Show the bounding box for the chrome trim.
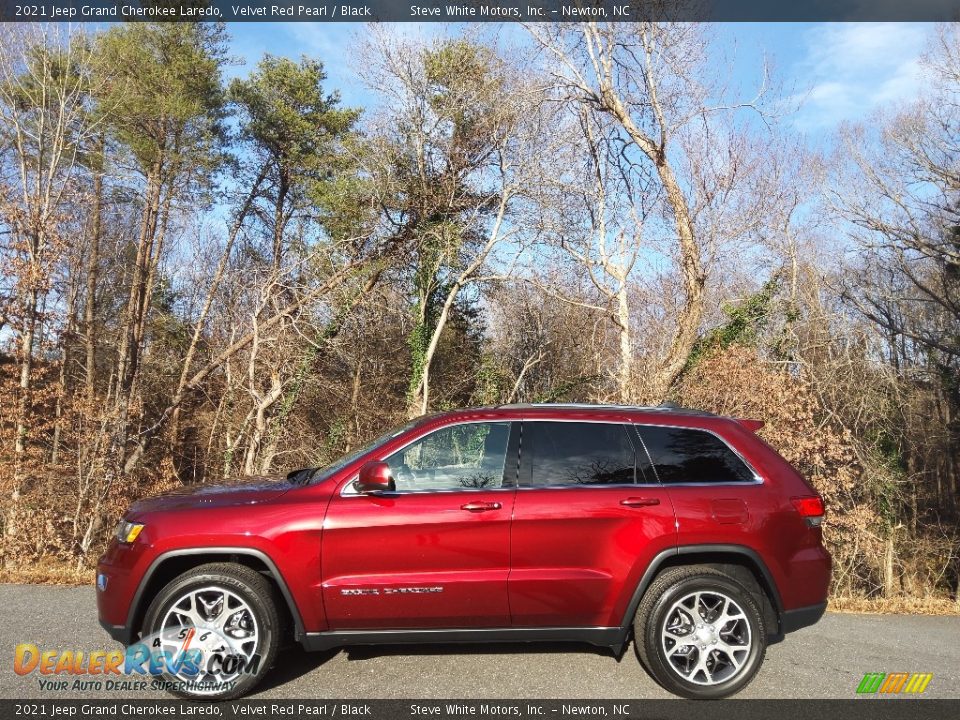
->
[518,417,648,423]
[301,625,625,652]
[511,480,762,491]
[313,625,618,636]
[339,417,764,496]
[649,480,763,487]
[342,484,516,497]
[514,417,763,488]
[515,483,656,491]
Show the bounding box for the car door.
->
[508,420,677,628]
[634,423,774,551]
[321,420,518,630]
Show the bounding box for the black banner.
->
[3,700,958,720]
[2,0,960,22]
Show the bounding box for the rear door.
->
[322,421,518,629]
[634,423,773,551]
[508,420,677,628]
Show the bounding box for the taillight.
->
[791,496,825,527]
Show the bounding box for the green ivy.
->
[685,273,782,373]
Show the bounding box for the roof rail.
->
[492,402,715,415]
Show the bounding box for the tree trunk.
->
[615,281,633,403]
[115,161,163,417]
[587,32,706,400]
[84,141,104,402]
[51,280,79,465]
[272,172,289,274]
[409,192,511,418]
[120,257,371,475]
[169,163,269,444]
[13,286,39,489]
[111,156,166,475]
[883,535,897,599]
[243,374,284,476]
[647,158,704,399]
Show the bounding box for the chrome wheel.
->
[158,585,260,694]
[660,590,752,686]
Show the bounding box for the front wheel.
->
[634,566,767,699]
[141,562,281,700]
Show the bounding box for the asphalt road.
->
[1,584,957,700]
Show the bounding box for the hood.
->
[128,475,296,515]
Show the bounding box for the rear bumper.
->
[98,618,130,645]
[781,601,827,634]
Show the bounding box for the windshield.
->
[306,418,424,484]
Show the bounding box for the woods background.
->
[0,22,957,608]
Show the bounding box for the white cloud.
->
[790,22,932,131]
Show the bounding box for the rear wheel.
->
[141,563,281,700]
[634,566,767,699]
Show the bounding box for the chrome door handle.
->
[620,497,661,508]
[460,501,502,512]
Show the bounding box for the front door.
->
[509,420,677,628]
[322,421,517,629]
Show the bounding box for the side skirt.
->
[302,627,627,655]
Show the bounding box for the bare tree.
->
[528,104,653,401]
[526,22,768,399]
[0,25,103,488]
[359,30,537,416]
[833,25,960,367]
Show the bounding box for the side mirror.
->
[356,461,395,494]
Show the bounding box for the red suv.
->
[97,404,830,700]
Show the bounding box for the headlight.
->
[115,519,144,544]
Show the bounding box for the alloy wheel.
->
[659,590,752,686]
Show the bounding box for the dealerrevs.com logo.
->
[14,628,262,695]
[856,672,933,696]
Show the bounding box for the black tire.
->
[633,565,767,699]
[141,562,282,700]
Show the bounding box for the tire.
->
[633,565,767,699]
[141,562,282,700]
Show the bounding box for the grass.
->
[829,595,960,616]
[0,559,93,586]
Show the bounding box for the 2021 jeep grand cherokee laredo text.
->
[97,404,830,700]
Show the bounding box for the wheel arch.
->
[620,544,783,643]
[126,548,304,646]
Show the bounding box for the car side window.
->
[384,422,511,491]
[636,425,755,484]
[524,421,637,486]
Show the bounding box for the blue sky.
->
[225,22,935,137]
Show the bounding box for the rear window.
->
[636,425,755,484]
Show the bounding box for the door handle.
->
[460,501,502,512]
[620,497,661,508]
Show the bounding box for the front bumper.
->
[96,539,149,646]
